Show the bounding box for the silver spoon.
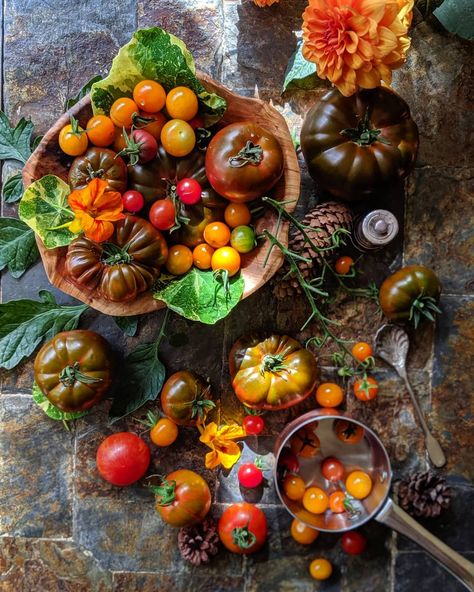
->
[375,324,446,468]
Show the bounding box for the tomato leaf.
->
[283,41,327,92]
[18,174,79,249]
[32,381,88,422]
[0,291,88,370]
[3,172,24,203]
[153,268,244,324]
[0,217,39,278]
[0,111,36,164]
[434,0,474,40]
[65,75,103,111]
[113,315,139,337]
[91,27,226,126]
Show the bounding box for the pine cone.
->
[398,471,453,518]
[178,518,219,566]
[274,201,353,300]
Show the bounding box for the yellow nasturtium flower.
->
[199,422,246,470]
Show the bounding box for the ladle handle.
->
[377,498,474,590]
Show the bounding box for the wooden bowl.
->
[22,73,300,316]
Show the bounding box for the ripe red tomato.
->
[290,425,320,458]
[149,199,176,231]
[133,80,166,113]
[96,432,150,486]
[121,129,158,165]
[321,457,345,482]
[243,415,264,435]
[86,115,115,147]
[238,463,263,489]
[352,341,373,362]
[341,531,367,555]
[176,178,202,205]
[218,503,267,554]
[122,190,145,213]
[353,376,379,401]
[335,256,354,275]
[110,97,138,128]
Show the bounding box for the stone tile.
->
[112,572,244,592]
[431,296,474,478]
[394,550,474,592]
[137,0,224,77]
[404,167,474,295]
[0,537,112,592]
[0,395,73,537]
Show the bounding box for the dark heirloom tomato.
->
[65,215,168,302]
[128,146,226,247]
[161,370,214,426]
[218,503,268,554]
[68,147,128,193]
[205,122,284,203]
[34,330,112,412]
[229,334,318,410]
[379,265,441,327]
[151,469,211,527]
[301,87,419,201]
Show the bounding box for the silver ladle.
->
[375,324,446,468]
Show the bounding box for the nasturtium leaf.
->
[3,172,23,203]
[0,111,35,164]
[154,268,244,324]
[434,0,474,40]
[32,381,88,421]
[65,75,103,111]
[283,41,327,92]
[91,27,226,126]
[18,174,79,249]
[0,217,39,278]
[113,315,139,337]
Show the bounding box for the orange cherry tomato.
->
[282,474,306,501]
[224,203,252,228]
[110,97,139,128]
[59,121,88,156]
[86,115,115,147]
[315,383,344,408]
[135,110,167,141]
[211,247,241,277]
[335,256,354,275]
[113,127,127,152]
[309,558,332,581]
[290,519,319,545]
[160,119,196,157]
[133,80,166,113]
[290,426,320,458]
[329,490,346,513]
[192,243,214,270]
[352,341,373,362]
[166,86,199,121]
[303,487,329,514]
[166,245,193,276]
[335,420,364,444]
[203,222,231,248]
[353,376,379,401]
[346,470,372,499]
[321,457,345,482]
[150,417,178,447]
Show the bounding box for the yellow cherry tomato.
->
[133,80,166,113]
[192,243,215,270]
[283,474,306,501]
[59,120,88,156]
[224,203,252,228]
[302,487,329,514]
[86,115,115,147]
[110,97,138,128]
[309,558,333,581]
[315,382,344,408]
[203,222,231,248]
[166,86,199,121]
[352,341,373,362]
[166,245,193,276]
[345,470,372,500]
[211,247,241,277]
[290,519,319,545]
[150,418,178,447]
[160,119,196,157]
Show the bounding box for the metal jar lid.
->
[357,209,399,247]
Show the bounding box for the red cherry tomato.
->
[341,531,367,555]
[149,199,176,231]
[96,432,150,486]
[243,415,264,435]
[176,178,202,205]
[122,190,145,213]
[238,463,263,489]
[335,256,354,275]
[278,448,299,474]
[321,457,345,482]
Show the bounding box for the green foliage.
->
[113,315,139,337]
[0,111,36,164]
[0,217,39,278]
[32,381,88,422]
[2,172,23,203]
[65,75,103,110]
[283,41,326,92]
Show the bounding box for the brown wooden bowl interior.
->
[22,72,300,316]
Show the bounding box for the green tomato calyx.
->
[409,293,442,328]
[59,362,103,387]
[232,523,257,549]
[340,110,390,147]
[229,141,263,168]
[261,353,287,375]
[150,478,177,506]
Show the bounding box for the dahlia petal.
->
[344,51,364,69]
[379,2,399,26]
[358,37,375,58]
[345,30,359,53]
[376,26,398,56]
[357,0,387,23]
[356,66,381,88]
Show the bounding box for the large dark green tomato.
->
[161,371,214,426]
[301,87,419,202]
[128,146,226,248]
[34,330,112,412]
[379,265,441,327]
[68,147,128,193]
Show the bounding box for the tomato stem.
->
[340,110,391,147]
[149,478,177,506]
[59,362,103,387]
[260,353,287,375]
[229,141,263,168]
[232,524,257,549]
[409,293,442,328]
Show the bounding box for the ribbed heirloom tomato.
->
[218,503,267,554]
[161,371,214,426]
[68,147,128,194]
[96,432,150,486]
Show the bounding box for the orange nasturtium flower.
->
[68,178,124,243]
[254,0,280,7]
[302,0,414,97]
[199,422,246,470]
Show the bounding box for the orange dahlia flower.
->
[254,0,280,7]
[302,0,414,96]
[68,178,124,243]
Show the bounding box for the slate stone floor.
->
[0,1,473,591]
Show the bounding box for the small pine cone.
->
[398,471,453,518]
[274,201,353,300]
[178,518,219,566]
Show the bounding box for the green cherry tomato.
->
[230,225,256,254]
